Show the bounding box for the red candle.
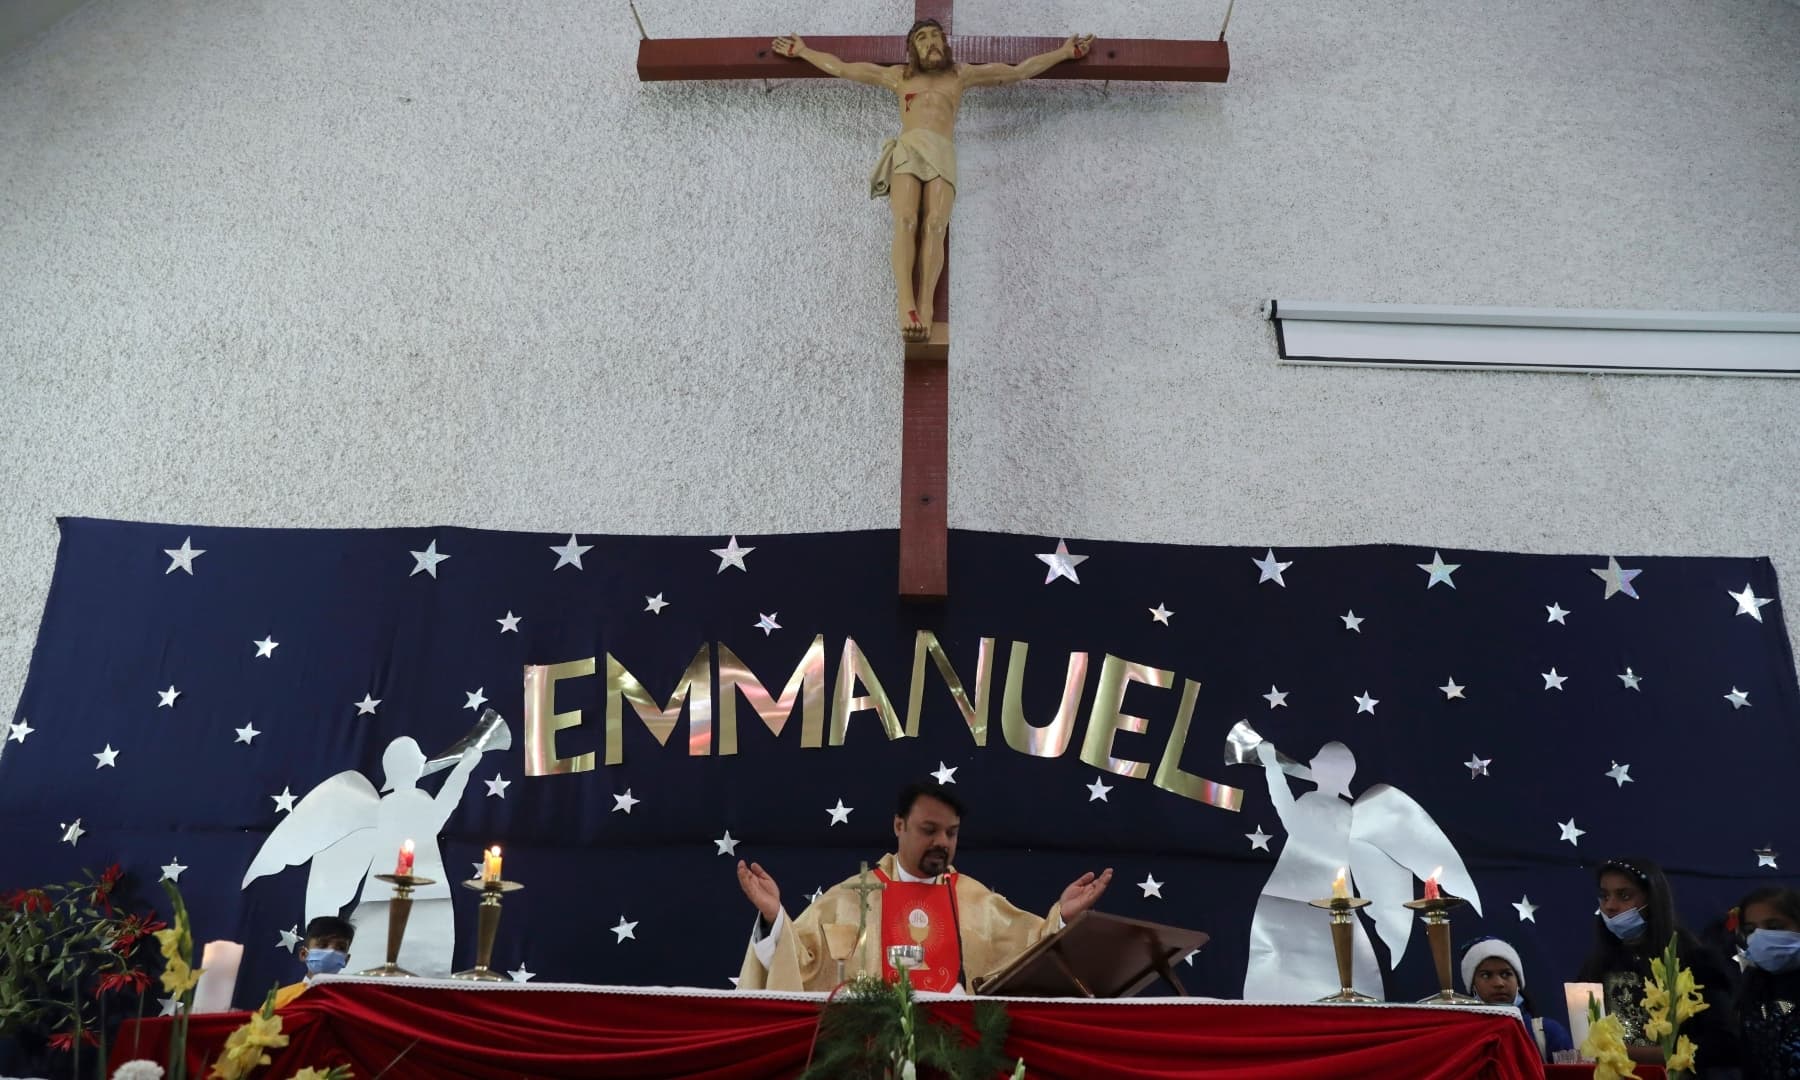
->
[1423,866,1442,900]
[396,838,415,877]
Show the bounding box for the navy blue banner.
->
[5,518,1796,1005]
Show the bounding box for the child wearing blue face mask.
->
[1575,857,1738,1071]
[1736,886,1800,1080]
[273,915,355,1009]
[1459,936,1573,1062]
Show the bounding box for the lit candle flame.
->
[1424,865,1443,900]
[1331,867,1348,899]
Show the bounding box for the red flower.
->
[94,968,153,997]
[5,888,52,914]
[113,911,167,953]
[92,862,124,913]
[47,1030,101,1052]
[1726,906,1741,935]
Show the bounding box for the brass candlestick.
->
[453,879,524,981]
[359,873,436,977]
[1404,895,1480,1004]
[1308,896,1377,1002]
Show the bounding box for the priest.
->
[735,779,1113,993]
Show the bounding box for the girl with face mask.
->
[1735,886,1800,1079]
[1575,857,1739,1071]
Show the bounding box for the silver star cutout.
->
[1148,603,1173,625]
[549,534,593,570]
[1440,678,1465,700]
[826,799,853,826]
[7,719,32,743]
[1252,549,1292,587]
[253,636,279,658]
[1736,947,1753,973]
[61,819,85,845]
[160,858,187,882]
[1418,551,1460,589]
[1756,847,1779,869]
[1725,687,1752,709]
[1729,584,1773,622]
[1465,755,1491,779]
[644,593,669,614]
[1263,686,1289,709]
[355,693,381,715]
[931,762,958,785]
[234,723,260,745]
[163,536,205,575]
[1591,556,1642,599]
[465,687,488,711]
[409,539,450,578]
[807,887,825,905]
[715,830,740,856]
[94,744,119,768]
[1138,874,1164,899]
[1605,762,1634,787]
[271,787,297,813]
[755,612,781,636]
[1557,818,1585,846]
[158,996,185,1017]
[497,611,521,633]
[509,965,535,983]
[710,536,755,573]
[1085,777,1113,802]
[1245,825,1272,851]
[1618,668,1643,691]
[1513,895,1539,922]
[1340,610,1364,632]
[1036,539,1088,585]
[278,925,300,951]
[158,685,181,708]
[470,862,485,880]
[1353,691,1379,715]
[485,773,511,798]
[1545,602,1570,625]
[612,916,638,942]
[1542,668,1567,691]
[612,788,640,814]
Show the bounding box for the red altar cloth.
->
[112,978,1546,1079]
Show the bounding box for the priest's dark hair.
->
[896,779,965,820]
[304,914,355,944]
[1575,856,1686,981]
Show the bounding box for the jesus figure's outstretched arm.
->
[961,35,1094,87]
[772,35,898,89]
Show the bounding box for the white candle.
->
[192,941,244,1014]
[1564,981,1604,1055]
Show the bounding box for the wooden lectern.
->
[970,911,1210,998]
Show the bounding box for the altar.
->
[112,977,1549,1079]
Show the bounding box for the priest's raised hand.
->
[1058,868,1115,920]
[736,859,781,923]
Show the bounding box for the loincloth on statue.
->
[869,128,958,198]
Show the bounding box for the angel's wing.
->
[241,770,382,888]
[1349,783,1482,966]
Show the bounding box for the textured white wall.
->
[3,0,1799,711]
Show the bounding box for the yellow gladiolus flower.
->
[1642,979,1669,1013]
[159,957,202,996]
[1668,1034,1697,1072]
[1644,1015,1673,1042]
[1580,1015,1640,1080]
[153,927,182,963]
[208,1008,289,1079]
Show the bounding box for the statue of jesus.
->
[774,21,1095,343]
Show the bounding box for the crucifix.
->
[638,3,1230,599]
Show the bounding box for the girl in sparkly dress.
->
[1574,857,1738,1072]
[1736,886,1800,1080]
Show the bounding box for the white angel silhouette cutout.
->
[1243,736,1480,1001]
[242,730,492,976]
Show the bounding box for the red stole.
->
[873,868,962,992]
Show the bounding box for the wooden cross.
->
[638,3,1230,599]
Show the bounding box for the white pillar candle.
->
[1564,981,1604,1054]
[192,941,245,1014]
